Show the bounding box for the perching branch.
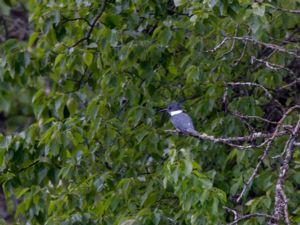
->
[165,130,288,149]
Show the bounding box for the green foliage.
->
[0,0,300,224]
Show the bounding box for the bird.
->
[161,102,199,136]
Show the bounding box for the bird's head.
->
[159,102,183,116]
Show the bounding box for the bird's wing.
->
[171,113,195,131]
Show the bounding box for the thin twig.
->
[232,41,247,66]
[231,36,300,58]
[226,82,284,111]
[224,206,238,225]
[204,37,229,53]
[231,111,278,125]
[251,56,295,75]
[227,213,275,225]
[219,25,239,58]
[277,77,300,90]
[62,16,92,27]
[272,6,300,14]
[71,0,107,47]
[226,82,273,99]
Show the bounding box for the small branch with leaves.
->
[70,0,107,48]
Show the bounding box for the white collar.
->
[170,110,183,116]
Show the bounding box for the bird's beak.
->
[159,108,167,113]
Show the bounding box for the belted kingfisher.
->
[161,102,199,136]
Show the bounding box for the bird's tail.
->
[186,128,199,136]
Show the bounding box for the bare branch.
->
[231,36,300,58]
[224,206,238,223]
[273,6,300,15]
[226,82,273,99]
[280,189,290,225]
[236,105,300,203]
[231,111,278,125]
[227,212,275,225]
[218,25,239,58]
[222,86,228,113]
[277,77,300,90]
[269,118,300,225]
[204,37,229,53]
[250,56,295,75]
[165,130,288,149]
[226,82,284,111]
[232,41,247,66]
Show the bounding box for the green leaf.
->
[184,159,193,176]
[174,0,186,7]
[83,52,93,66]
[159,27,172,46]
[66,97,78,114]
[28,32,39,47]
[54,53,65,66]
[16,188,30,199]
[1,39,18,52]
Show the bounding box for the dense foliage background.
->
[0,0,300,224]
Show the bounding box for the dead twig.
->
[232,41,247,66]
[224,206,238,225]
[250,56,295,75]
[231,36,300,59]
[204,37,229,53]
[218,25,239,58]
[226,82,284,112]
[277,77,300,90]
[226,211,275,225]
